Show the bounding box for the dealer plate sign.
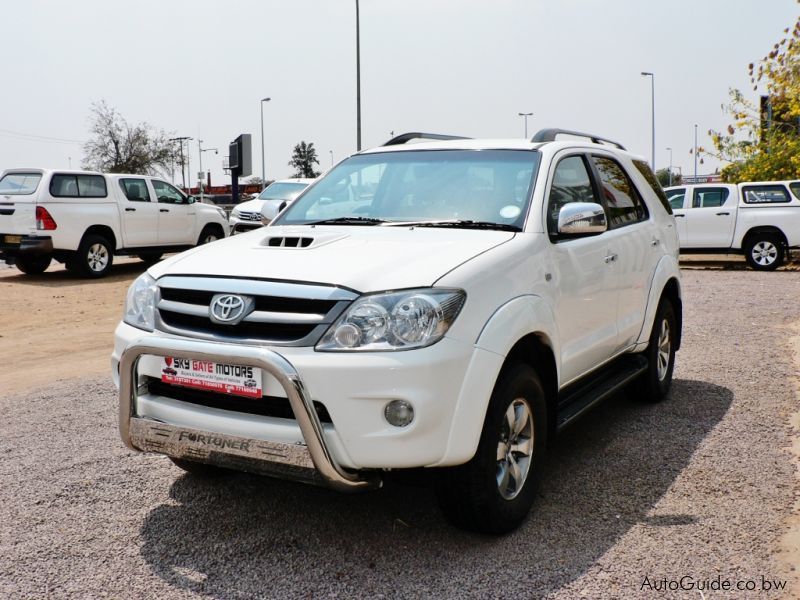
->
[161,357,262,398]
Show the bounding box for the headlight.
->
[316,288,465,351]
[230,208,240,218]
[123,272,157,331]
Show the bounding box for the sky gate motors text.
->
[172,358,254,379]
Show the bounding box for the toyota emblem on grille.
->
[209,294,253,325]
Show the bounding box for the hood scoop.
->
[260,230,350,249]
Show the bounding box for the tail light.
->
[36,206,57,230]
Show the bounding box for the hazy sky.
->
[1,0,797,185]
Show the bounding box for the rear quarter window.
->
[632,159,672,214]
[50,174,108,198]
[741,184,790,204]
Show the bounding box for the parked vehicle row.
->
[665,180,800,270]
[228,178,313,233]
[0,169,229,277]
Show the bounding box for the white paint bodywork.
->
[113,139,682,469]
[0,168,229,252]
[667,181,800,249]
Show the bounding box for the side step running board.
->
[556,354,648,431]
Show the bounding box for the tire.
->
[744,234,784,271]
[197,226,222,246]
[435,363,548,534]
[15,254,51,275]
[75,234,114,278]
[137,253,163,266]
[169,457,229,478]
[633,300,677,403]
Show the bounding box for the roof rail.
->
[531,128,626,150]
[383,132,472,146]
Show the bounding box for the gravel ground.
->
[1,270,799,599]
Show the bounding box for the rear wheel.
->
[634,300,677,402]
[15,254,51,275]
[75,234,114,278]
[435,363,547,534]
[744,234,784,271]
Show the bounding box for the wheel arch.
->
[741,225,788,249]
[504,332,559,439]
[81,225,118,250]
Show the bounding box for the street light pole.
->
[518,112,533,138]
[666,147,673,186]
[694,124,698,182]
[329,150,334,167]
[260,97,271,190]
[355,0,362,151]
[641,72,655,170]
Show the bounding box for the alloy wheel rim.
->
[752,241,777,266]
[657,318,671,381]
[87,244,108,272]
[496,398,534,500]
[205,234,218,243]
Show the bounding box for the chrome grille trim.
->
[154,276,357,346]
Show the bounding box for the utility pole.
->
[355,0,362,151]
[693,124,698,182]
[518,112,533,138]
[666,147,673,186]
[169,136,192,189]
[641,72,655,170]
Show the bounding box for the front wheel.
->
[15,254,52,274]
[197,226,222,246]
[435,363,547,534]
[634,300,677,402]
[745,234,784,271]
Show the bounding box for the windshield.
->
[0,172,42,195]
[256,181,309,201]
[273,150,540,229]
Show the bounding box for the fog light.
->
[333,323,361,348]
[384,400,414,427]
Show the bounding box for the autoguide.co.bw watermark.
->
[640,574,787,594]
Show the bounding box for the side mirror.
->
[558,202,607,235]
[186,195,196,204]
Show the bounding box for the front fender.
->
[436,295,560,466]
[634,255,682,350]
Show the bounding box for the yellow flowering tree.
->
[707,9,800,182]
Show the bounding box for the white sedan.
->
[229,178,313,233]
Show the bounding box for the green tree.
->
[655,168,682,187]
[706,9,800,182]
[288,141,321,178]
[82,100,176,174]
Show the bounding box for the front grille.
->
[154,276,357,346]
[147,379,333,423]
[238,211,262,222]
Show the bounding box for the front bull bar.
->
[118,336,379,492]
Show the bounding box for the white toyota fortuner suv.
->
[113,130,682,534]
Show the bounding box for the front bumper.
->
[113,321,491,484]
[228,216,265,234]
[119,335,379,491]
[0,234,52,261]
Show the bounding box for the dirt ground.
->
[1,257,799,598]
[0,259,145,395]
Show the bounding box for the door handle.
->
[716,212,730,216]
[125,208,136,212]
[160,209,169,213]
[650,239,659,247]
[674,214,685,218]
[604,253,618,263]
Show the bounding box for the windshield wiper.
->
[385,219,521,232]
[308,216,386,226]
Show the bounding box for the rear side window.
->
[666,188,686,210]
[119,178,151,202]
[693,187,730,208]
[789,182,800,200]
[742,185,790,204]
[632,159,672,214]
[591,156,648,228]
[0,172,42,195]
[50,174,107,198]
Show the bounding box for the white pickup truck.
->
[113,130,682,534]
[0,169,229,277]
[664,181,800,270]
